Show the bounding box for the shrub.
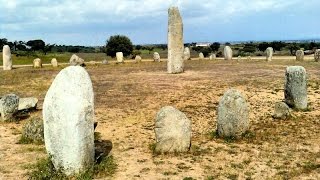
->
[105,35,133,58]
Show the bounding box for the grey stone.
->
[167,7,184,74]
[199,53,204,60]
[153,52,161,62]
[33,58,42,68]
[224,46,233,60]
[315,49,320,62]
[217,89,249,138]
[21,117,44,144]
[285,66,308,110]
[51,58,58,67]
[69,54,85,66]
[155,106,191,153]
[273,102,291,119]
[3,45,12,70]
[0,94,19,121]
[18,97,38,111]
[296,50,304,61]
[209,54,216,60]
[266,47,273,61]
[183,47,191,60]
[237,56,242,61]
[43,66,94,175]
[135,55,142,62]
[116,52,124,63]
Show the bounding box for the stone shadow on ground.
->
[95,140,113,164]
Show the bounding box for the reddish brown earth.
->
[0,58,319,179]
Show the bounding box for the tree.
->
[287,43,300,56]
[210,42,220,52]
[257,42,270,51]
[270,41,286,51]
[105,35,133,57]
[27,39,45,51]
[242,43,257,53]
[201,47,211,57]
[135,45,142,50]
[44,44,55,55]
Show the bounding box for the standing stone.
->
[285,66,308,110]
[217,89,249,138]
[2,45,12,70]
[224,46,233,60]
[315,49,320,62]
[0,94,19,121]
[18,97,38,111]
[135,55,142,63]
[102,60,109,65]
[155,106,191,153]
[43,66,94,175]
[199,53,204,60]
[266,47,273,61]
[296,50,304,61]
[70,54,85,66]
[209,54,216,60]
[167,7,184,74]
[51,58,58,67]
[237,56,242,62]
[183,47,191,60]
[116,52,124,63]
[33,58,42,68]
[247,56,252,61]
[153,52,161,62]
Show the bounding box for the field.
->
[0,57,320,179]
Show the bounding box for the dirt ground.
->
[0,57,319,180]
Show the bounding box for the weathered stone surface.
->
[183,47,191,60]
[153,52,161,62]
[69,54,85,66]
[285,66,308,110]
[217,89,249,138]
[102,60,109,65]
[167,7,184,74]
[33,58,42,68]
[315,49,320,62]
[237,56,242,61]
[18,97,38,111]
[199,53,204,60]
[135,55,142,62]
[155,106,191,153]
[273,102,291,120]
[0,94,19,121]
[21,117,44,144]
[43,66,94,175]
[116,52,124,63]
[3,45,12,70]
[51,58,58,67]
[266,47,273,61]
[296,50,304,61]
[224,46,233,60]
[209,54,216,60]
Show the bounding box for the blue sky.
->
[0,0,319,46]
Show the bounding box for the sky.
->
[0,0,320,46]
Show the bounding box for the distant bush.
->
[105,35,133,58]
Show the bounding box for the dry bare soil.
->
[0,58,320,179]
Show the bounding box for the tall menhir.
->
[167,7,184,74]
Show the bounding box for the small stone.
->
[296,50,304,61]
[0,94,19,121]
[33,58,42,68]
[266,47,273,61]
[21,117,44,144]
[153,52,161,62]
[224,46,233,60]
[183,47,191,60]
[315,49,320,62]
[217,89,249,138]
[3,45,12,70]
[102,60,109,65]
[209,54,216,60]
[237,55,242,61]
[116,52,124,63]
[51,58,58,67]
[247,56,252,61]
[135,55,142,63]
[70,54,85,66]
[18,97,38,111]
[273,102,291,119]
[285,66,308,110]
[199,53,204,60]
[155,106,191,153]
